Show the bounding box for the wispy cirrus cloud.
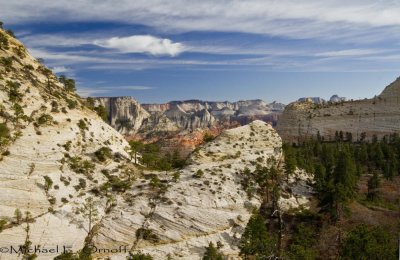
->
[3,0,400,43]
[315,49,390,57]
[77,85,154,97]
[51,66,70,73]
[7,1,399,77]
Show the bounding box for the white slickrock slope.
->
[92,120,313,259]
[0,29,131,259]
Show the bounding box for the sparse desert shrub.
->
[149,176,161,188]
[48,196,56,205]
[1,57,13,71]
[0,218,7,232]
[104,175,132,192]
[94,147,112,162]
[74,178,87,191]
[51,100,59,113]
[66,98,78,109]
[68,156,95,175]
[37,114,53,126]
[6,80,23,102]
[94,105,108,121]
[13,46,25,58]
[0,123,10,139]
[0,31,9,50]
[43,176,53,192]
[77,119,88,131]
[24,64,34,70]
[63,141,72,151]
[136,228,159,243]
[203,132,214,143]
[173,171,180,182]
[6,29,15,38]
[193,169,204,178]
[127,252,153,260]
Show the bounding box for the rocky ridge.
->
[94,98,285,137]
[93,120,312,259]
[277,78,400,143]
[0,28,133,258]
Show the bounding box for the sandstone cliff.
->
[276,78,400,143]
[95,97,150,135]
[94,97,285,137]
[0,28,132,258]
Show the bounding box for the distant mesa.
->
[297,97,326,104]
[329,94,346,103]
[297,95,346,104]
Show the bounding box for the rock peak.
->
[380,76,400,99]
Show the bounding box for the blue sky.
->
[1,0,399,104]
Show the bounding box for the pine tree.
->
[239,213,276,259]
[340,224,397,260]
[367,172,380,201]
[202,242,224,260]
[319,149,357,220]
[314,163,326,192]
[14,208,22,224]
[332,150,357,220]
[129,140,144,164]
[81,197,99,234]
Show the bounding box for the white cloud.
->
[94,35,185,56]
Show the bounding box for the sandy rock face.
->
[95,97,150,135]
[276,78,400,143]
[0,29,131,259]
[96,98,285,136]
[93,120,283,259]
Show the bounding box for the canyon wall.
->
[276,77,400,143]
[95,98,285,137]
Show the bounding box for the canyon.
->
[94,97,284,136]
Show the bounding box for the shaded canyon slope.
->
[276,77,400,143]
